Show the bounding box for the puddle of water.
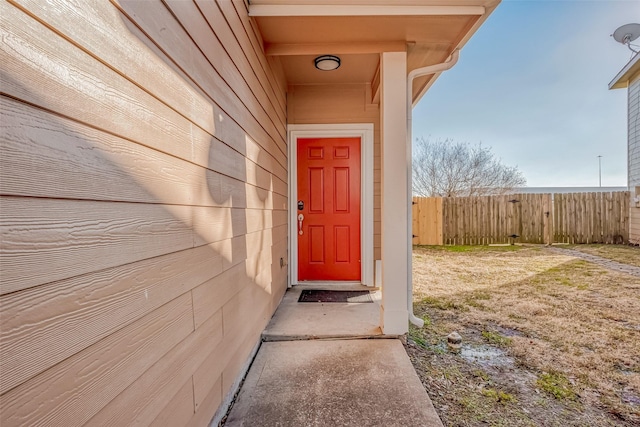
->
[622,390,640,406]
[614,362,638,376]
[610,319,640,330]
[426,342,448,354]
[460,344,514,367]
[494,326,524,337]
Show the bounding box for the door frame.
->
[288,123,374,287]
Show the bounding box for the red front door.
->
[297,137,361,281]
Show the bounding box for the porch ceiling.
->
[249,0,500,103]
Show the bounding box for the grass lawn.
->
[407,245,640,427]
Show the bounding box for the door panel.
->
[334,226,350,262]
[309,168,324,213]
[334,168,349,212]
[309,226,325,263]
[297,137,361,281]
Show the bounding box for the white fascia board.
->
[249,5,485,17]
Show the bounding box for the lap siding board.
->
[0,0,287,425]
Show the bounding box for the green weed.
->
[481,331,512,346]
[481,388,516,403]
[465,291,492,310]
[420,313,432,326]
[409,333,427,348]
[420,296,466,311]
[536,371,576,400]
[557,277,573,286]
[470,291,491,300]
[472,369,490,381]
[465,299,487,310]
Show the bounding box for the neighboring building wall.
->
[287,84,382,259]
[1,0,287,425]
[629,74,640,244]
[512,186,628,194]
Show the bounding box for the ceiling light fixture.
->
[314,55,341,71]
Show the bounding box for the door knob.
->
[298,214,304,235]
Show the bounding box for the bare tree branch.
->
[412,138,526,197]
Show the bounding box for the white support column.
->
[380,51,409,335]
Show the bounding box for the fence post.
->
[412,197,418,245]
[542,193,553,245]
[436,197,444,245]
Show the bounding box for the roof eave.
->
[609,52,640,90]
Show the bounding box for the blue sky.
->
[413,0,638,187]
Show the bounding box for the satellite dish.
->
[612,23,640,53]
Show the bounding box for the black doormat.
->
[298,289,373,303]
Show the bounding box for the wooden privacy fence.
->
[412,192,630,245]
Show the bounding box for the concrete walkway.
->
[262,284,384,341]
[224,340,443,427]
[546,246,640,278]
[223,286,444,426]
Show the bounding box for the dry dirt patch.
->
[407,245,640,427]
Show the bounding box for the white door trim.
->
[288,123,374,287]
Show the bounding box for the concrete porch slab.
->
[262,285,383,341]
[223,340,444,427]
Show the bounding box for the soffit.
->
[256,15,473,45]
[282,54,381,85]
[249,1,498,102]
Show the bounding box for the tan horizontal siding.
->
[192,284,272,408]
[5,0,288,181]
[0,197,195,295]
[1,96,286,206]
[150,378,196,427]
[9,0,215,135]
[2,3,204,166]
[87,311,223,426]
[0,294,194,426]
[0,196,284,295]
[0,243,224,395]
[223,0,287,110]
[111,0,288,163]
[193,261,251,329]
[186,377,222,427]
[1,0,287,425]
[166,0,287,129]
[1,96,201,205]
